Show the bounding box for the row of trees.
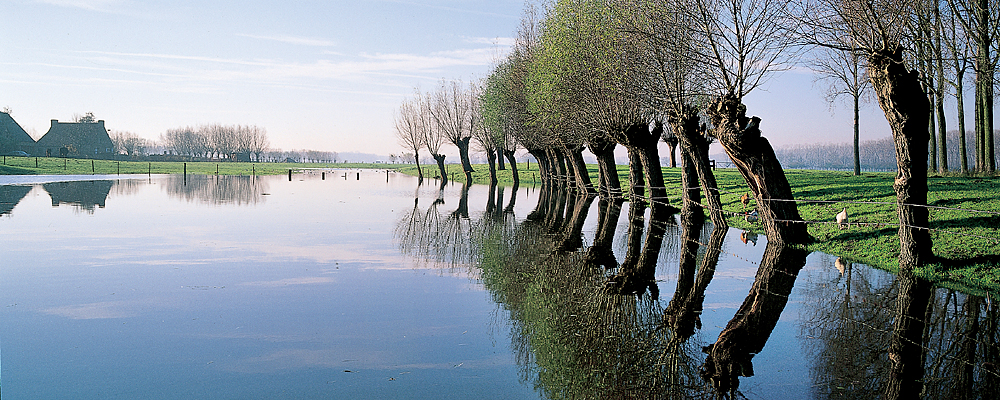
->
[395,79,487,185]
[111,124,339,163]
[391,1,991,396]
[158,124,269,161]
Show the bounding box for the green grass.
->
[398,163,1000,294]
[0,155,403,176]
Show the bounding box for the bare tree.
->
[110,130,149,157]
[395,97,425,180]
[689,0,808,245]
[419,90,449,183]
[795,2,934,396]
[430,79,477,183]
[810,44,872,176]
[947,0,999,172]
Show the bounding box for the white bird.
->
[836,208,848,229]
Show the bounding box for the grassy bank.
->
[0,155,401,176]
[398,163,1000,293]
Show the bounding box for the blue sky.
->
[1,0,905,156]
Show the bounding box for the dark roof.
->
[36,119,114,155]
[0,112,36,151]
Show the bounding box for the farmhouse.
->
[0,111,37,155]
[35,119,114,158]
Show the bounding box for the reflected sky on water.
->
[1,171,996,399]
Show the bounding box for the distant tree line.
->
[158,124,269,161]
[773,130,1000,171]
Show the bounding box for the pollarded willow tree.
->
[794,1,934,398]
[614,0,728,227]
[531,0,667,203]
[418,90,450,184]
[430,79,477,183]
[395,97,425,180]
[480,60,526,186]
[685,0,808,245]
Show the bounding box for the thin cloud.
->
[379,0,517,19]
[462,36,515,47]
[33,0,122,11]
[238,33,337,47]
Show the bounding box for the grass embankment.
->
[398,163,1000,294]
[0,155,401,176]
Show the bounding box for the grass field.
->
[0,155,398,176]
[3,156,998,293]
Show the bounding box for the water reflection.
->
[0,185,31,216]
[394,177,1000,399]
[162,175,267,205]
[43,180,114,212]
[0,175,268,216]
[801,258,1000,399]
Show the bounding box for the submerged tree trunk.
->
[679,151,703,222]
[670,111,727,228]
[588,134,622,198]
[432,153,448,185]
[455,136,474,183]
[566,144,596,194]
[413,152,424,180]
[626,146,645,201]
[531,149,550,184]
[636,122,668,205]
[503,149,519,186]
[867,46,932,274]
[485,149,498,185]
[708,93,808,245]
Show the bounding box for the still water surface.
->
[0,171,994,399]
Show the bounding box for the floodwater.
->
[0,171,996,399]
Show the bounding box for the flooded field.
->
[1,171,995,399]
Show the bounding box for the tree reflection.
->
[800,255,1000,399]
[799,256,894,398]
[700,243,810,396]
[393,178,1000,398]
[162,175,267,205]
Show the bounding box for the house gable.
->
[0,111,37,154]
[36,119,115,158]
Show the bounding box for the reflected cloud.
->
[241,277,337,287]
[42,301,136,319]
